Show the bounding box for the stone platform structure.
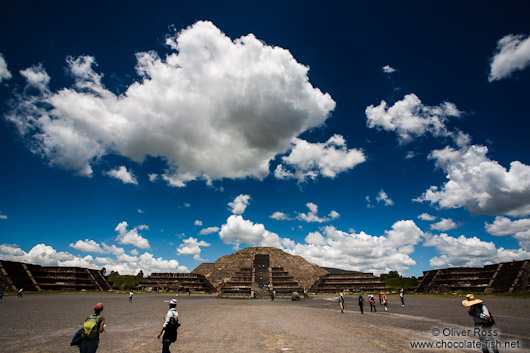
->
[0,260,110,291]
[137,273,215,293]
[192,247,328,298]
[309,271,388,294]
[415,260,529,293]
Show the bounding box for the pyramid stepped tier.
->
[218,268,252,297]
[138,273,215,293]
[0,260,110,291]
[309,272,388,293]
[271,266,304,297]
[415,260,529,293]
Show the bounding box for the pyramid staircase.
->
[219,254,304,298]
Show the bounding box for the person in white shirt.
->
[158,299,179,353]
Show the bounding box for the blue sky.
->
[1,1,530,277]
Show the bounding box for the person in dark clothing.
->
[462,294,499,353]
[358,295,365,314]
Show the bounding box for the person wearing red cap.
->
[79,303,105,353]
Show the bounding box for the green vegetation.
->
[107,271,143,290]
[380,271,418,291]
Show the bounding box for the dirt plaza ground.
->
[0,293,529,353]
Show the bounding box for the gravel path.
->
[0,293,529,352]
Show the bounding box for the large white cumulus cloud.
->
[415,144,530,217]
[5,21,335,186]
[489,34,530,82]
[218,214,424,274]
[289,221,424,275]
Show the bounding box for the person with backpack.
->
[338,292,345,313]
[462,294,499,353]
[368,295,376,312]
[158,299,179,353]
[79,302,105,353]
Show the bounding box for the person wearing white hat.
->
[338,293,345,313]
[158,299,179,353]
[462,294,499,353]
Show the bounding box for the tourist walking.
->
[338,293,345,313]
[368,295,376,312]
[400,288,405,307]
[129,291,133,303]
[462,294,499,353]
[378,291,382,305]
[0,288,3,302]
[382,294,388,311]
[158,299,179,353]
[17,288,23,297]
[79,303,105,353]
[358,295,365,314]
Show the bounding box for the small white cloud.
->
[365,196,374,209]
[194,220,203,226]
[430,218,458,231]
[177,237,211,261]
[269,211,291,221]
[0,54,12,82]
[106,166,138,185]
[0,214,7,220]
[275,135,365,183]
[20,64,50,91]
[115,221,151,249]
[304,231,327,245]
[376,189,394,206]
[130,249,139,256]
[366,94,462,144]
[69,239,105,253]
[228,194,251,215]
[199,226,220,235]
[489,34,530,82]
[405,151,417,160]
[296,202,339,223]
[382,65,396,74]
[137,209,144,214]
[219,215,282,248]
[148,174,159,182]
[417,213,436,221]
